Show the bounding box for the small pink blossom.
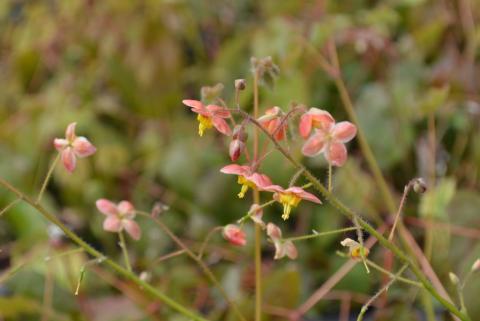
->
[249,204,265,227]
[300,109,357,167]
[223,224,247,246]
[220,164,272,198]
[266,223,297,260]
[53,122,96,172]
[264,185,322,220]
[258,106,287,141]
[182,99,231,137]
[96,199,141,240]
[229,139,245,162]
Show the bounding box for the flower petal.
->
[53,138,68,151]
[263,184,284,194]
[247,173,273,189]
[273,240,286,260]
[309,108,335,132]
[96,199,119,216]
[123,219,141,240]
[325,142,348,167]
[118,201,135,217]
[332,121,357,143]
[284,241,298,260]
[299,113,313,139]
[266,222,282,240]
[61,147,77,172]
[72,137,96,157]
[206,105,230,118]
[103,216,122,232]
[286,187,322,204]
[65,122,77,142]
[220,164,251,176]
[212,117,231,136]
[301,132,327,157]
[182,99,204,110]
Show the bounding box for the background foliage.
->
[0,0,479,320]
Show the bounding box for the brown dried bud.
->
[235,79,246,91]
[229,139,245,162]
[413,178,427,194]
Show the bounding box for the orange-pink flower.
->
[299,108,356,167]
[264,185,321,220]
[220,164,272,198]
[96,199,141,240]
[223,224,246,246]
[266,223,297,260]
[258,106,287,141]
[53,122,96,172]
[182,99,231,137]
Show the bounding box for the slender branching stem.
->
[232,111,470,321]
[285,227,358,242]
[197,226,223,260]
[37,153,60,204]
[118,230,132,272]
[0,176,211,321]
[388,180,414,241]
[328,163,333,192]
[0,198,21,217]
[357,265,409,321]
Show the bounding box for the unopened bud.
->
[472,259,480,272]
[235,79,246,91]
[222,224,247,246]
[229,139,245,162]
[232,125,248,142]
[449,272,459,285]
[413,178,427,194]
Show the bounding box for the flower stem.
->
[118,230,132,272]
[388,180,414,241]
[238,112,471,321]
[0,177,210,321]
[36,153,60,204]
[285,227,358,242]
[253,68,262,321]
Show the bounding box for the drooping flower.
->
[96,199,141,240]
[53,122,96,172]
[223,224,247,246]
[248,204,265,228]
[340,238,369,259]
[258,106,287,141]
[182,99,231,137]
[266,223,297,260]
[220,164,272,198]
[264,185,322,220]
[300,108,357,167]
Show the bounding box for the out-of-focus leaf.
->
[420,178,456,219]
[416,85,450,116]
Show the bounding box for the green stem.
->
[118,230,132,272]
[37,153,60,204]
[0,198,21,217]
[239,114,470,321]
[0,177,210,321]
[285,227,358,242]
[237,199,276,224]
[364,258,422,288]
[328,163,332,192]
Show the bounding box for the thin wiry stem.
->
[197,226,222,260]
[0,176,211,321]
[37,153,60,204]
[118,230,132,272]
[0,198,21,217]
[285,227,358,242]
[232,110,470,321]
[357,265,409,321]
[388,180,414,241]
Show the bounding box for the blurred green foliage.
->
[0,0,479,320]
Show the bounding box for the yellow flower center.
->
[197,114,213,136]
[350,246,369,259]
[278,193,301,220]
[237,176,256,198]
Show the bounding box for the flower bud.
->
[223,224,247,246]
[449,272,459,285]
[413,178,427,194]
[249,204,264,228]
[232,125,248,142]
[235,79,246,91]
[471,259,480,272]
[201,83,224,102]
[229,139,245,162]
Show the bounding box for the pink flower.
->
[220,164,272,198]
[53,122,96,172]
[264,185,322,220]
[182,99,231,137]
[223,224,247,246]
[258,106,287,141]
[300,108,357,167]
[249,204,265,227]
[266,223,297,260]
[96,199,141,240]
